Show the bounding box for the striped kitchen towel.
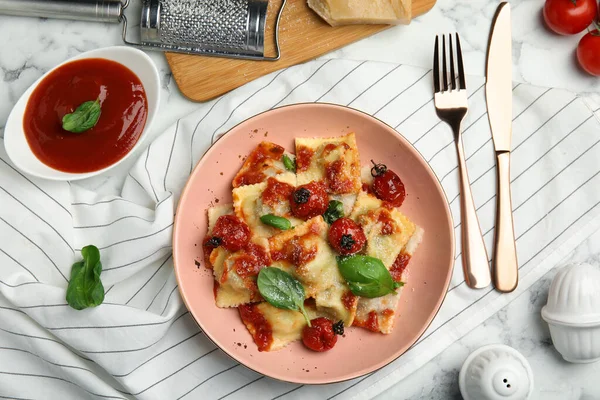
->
[1,59,600,400]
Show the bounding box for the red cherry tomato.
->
[328,218,366,255]
[289,181,329,220]
[371,163,406,207]
[543,0,597,35]
[210,215,250,252]
[302,317,337,352]
[577,30,600,76]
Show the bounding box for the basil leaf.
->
[260,214,291,230]
[337,255,400,298]
[257,267,311,326]
[62,99,101,133]
[282,154,296,172]
[66,245,105,310]
[323,200,344,224]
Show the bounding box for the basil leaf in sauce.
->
[257,267,311,326]
[282,154,296,172]
[337,255,402,298]
[323,200,344,224]
[62,99,101,133]
[66,245,105,310]
[260,214,292,230]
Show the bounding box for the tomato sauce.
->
[271,234,318,266]
[353,311,380,332]
[296,145,314,172]
[239,304,273,351]
[23,58,147,173]
[261,177,294,207]
[378,211,397,235]
[211,215,250,252]
[213,280,220,299]
[390,252,411,282]
[325,159,352,193]
[289,181,329,220]
[341,291,357,310]
[234,243,271,277]
[233,142,284,187]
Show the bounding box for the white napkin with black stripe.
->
[1,59,600,399]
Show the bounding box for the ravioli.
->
[352,227,423,334]
[207,203,234,233]
[269,216,357,325]
[205,134,425,350]
[232,172,303,238]
[350,190,424,334]
[239,301,318,351]
[295,132,361,195]
[232,141,290,187]
[210,237,271,308]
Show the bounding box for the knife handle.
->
[493,151,518,292]
[455,134,491,289]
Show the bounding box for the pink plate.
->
[173,103,455,384]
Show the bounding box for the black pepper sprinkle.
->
[293,188,311,204]
[194,260,201,268]
[340,234,355,250]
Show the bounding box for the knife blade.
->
[486,2,513,152]
[485,1,519,293]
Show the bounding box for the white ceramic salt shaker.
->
[541,262,600,363]
[459,344,534,400]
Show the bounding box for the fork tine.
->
[433,35,440,93]
[449,34,456,90]
[455,33,467,90]
[442,35,448,91]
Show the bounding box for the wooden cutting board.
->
[165,0,436,102]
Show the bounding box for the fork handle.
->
[455,133,492,289]
[492,151,518,292]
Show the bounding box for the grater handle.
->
[0,0,123,23]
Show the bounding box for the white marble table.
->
[1,0,599,398]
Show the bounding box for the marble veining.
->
[376,231,600,399]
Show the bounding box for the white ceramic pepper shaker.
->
[541,262,600,363]
[459,344,534,400]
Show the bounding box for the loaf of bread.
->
[307,0,412,26]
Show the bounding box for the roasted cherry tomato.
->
[370,161,406,207]
[577,29,600,76]
[328,217,366,255]
[543,0,597,35]
[289,181,329,220]
[209,215,250,252]
[302,317,339,352]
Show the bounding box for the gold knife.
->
[486,2,519,293]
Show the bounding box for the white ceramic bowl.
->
[542,263,600,363]
[4,46,160,181]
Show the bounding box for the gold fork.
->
[433,33,491,289]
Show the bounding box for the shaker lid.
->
[459,344,534,400]
[542,263,600,326]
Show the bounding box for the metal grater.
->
[0,0,287,60]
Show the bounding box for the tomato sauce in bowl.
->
[23,58,148,173]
